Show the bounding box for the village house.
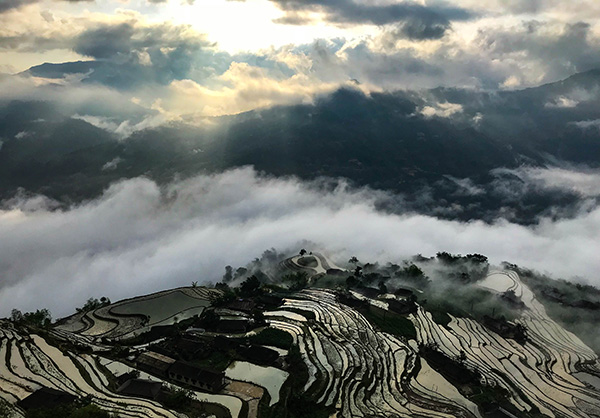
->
[226,299,257,313]
[136,351,176,377]
[168,361,225,392]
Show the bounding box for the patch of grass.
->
[423,286,520,323]
[359,305,416,339]
[429,309,452,327]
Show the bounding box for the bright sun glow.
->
[164,0,352,52]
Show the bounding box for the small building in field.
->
[257,294,283,308]
[136,351,176,377]
[117,379,163,401]
[226,300,257,313]
[387,299,417,315]
[356,287,380,299]
[394,288,414,298]
[171,337,210,361]
[168,361,225,393]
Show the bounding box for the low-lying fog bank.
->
[0,167,598,317]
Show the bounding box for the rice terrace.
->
[1,251,600,417]
[3,0,600,413]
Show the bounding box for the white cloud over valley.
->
[1,167,599,318]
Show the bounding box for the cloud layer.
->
[1,167,599,318]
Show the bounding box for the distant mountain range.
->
[2,69,600,222]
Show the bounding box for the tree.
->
[200,309,219,330]
[25,402,111,418]
[13,309,52,328]
[346,276,359,288]
[76,297,109,313]
[282,272,309,291]
[233,267,247,280]
[299,249,307,256]
[163,387,195,409]
[223,265,233,282]
[70,404,111,418]
[0,399,13,418]
[466,253,488,264]
[239,275,262,297]
[252,309,266,325]
[10,309,23,323]
[215,282,229,291]
[191,281,198,288]
[349,256,359,265]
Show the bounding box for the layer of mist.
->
[0,166,599,317]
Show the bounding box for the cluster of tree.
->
[10,308,52,329]
[394,264,430,286]
[213,272,272,311]
[282,271,309,291]
[222,248,287,285]
[0,399,15,418]
[162,387,194,410]
[76,297,111,313]
[222,265,248,283]
[436,252,489,283]
[25,402,111,418]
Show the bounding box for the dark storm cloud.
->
[14,20,235,89]
[269,0,472,40]
[476,21,600,80]
[13,19,292,89]
[0,0,37,13]
[73,22,210,60]
[0,0,92,13]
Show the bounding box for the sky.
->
[2,0,600,118]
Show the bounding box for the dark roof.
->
[394,288,414,297]
[136,351,176,373]
[168,362,224,385]
[257,294,283,307]
[18,388,77,411]
[387,299,417,314]
[117,379,162,400]
[337,293,367,308]
[226,300,257,313]
[174,337,208,354]
[356,287,380,299]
